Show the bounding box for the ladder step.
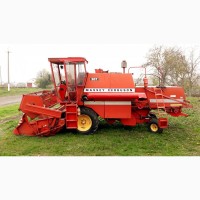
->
[66,121,77,128]
[66,104,78,129]
[66,112,77,114]
[67,127,77,129]
[153,88,167,114]
[66,117,77,121]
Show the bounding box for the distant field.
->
[0,87,41,97]
[0,98,199,156]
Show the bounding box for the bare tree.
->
[186,48,200,96]
[147,46,188,86]
[146,46,200,96]
[147,46,169,86]
[165,48,188,86]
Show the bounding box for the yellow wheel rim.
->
[150,124,158,132]
[77,114,92,132]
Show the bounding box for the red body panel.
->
[85,73,135,88]
[105,105,131,118]
[84,101,131,118]
[83,73,135,119]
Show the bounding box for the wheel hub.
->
[81,119,86,125]
[77,114,92,132]
[150,124,158,132]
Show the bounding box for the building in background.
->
[26,78,37,88]
[26,82,32,88]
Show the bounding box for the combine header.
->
[14,57,192,136]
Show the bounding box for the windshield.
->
[66,63,75,86]
[77,62,86,85]
[52,63,66,86]
[52,64,60,86]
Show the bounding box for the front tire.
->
[148,118,163,133]
[77,107,99,135]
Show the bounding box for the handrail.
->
[145,88,192,107]
[128,66,147,77]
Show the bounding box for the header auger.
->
[14,57,192,136]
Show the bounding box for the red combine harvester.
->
[14,57,192,136]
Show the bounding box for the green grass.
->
[0,98,200,156]
[0,87,41,97]
[0,104,20,120]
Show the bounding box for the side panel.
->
[105,102,131,118]
[84,101,105,118]
[120,114,137,126]
[84,101,131,119]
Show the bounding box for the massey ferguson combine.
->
[14,57,192,136]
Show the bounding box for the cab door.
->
[66,62,76,101]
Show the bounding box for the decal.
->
[90,78,99,81]
[84,88,135,92]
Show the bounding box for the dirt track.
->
[0,95,22,106]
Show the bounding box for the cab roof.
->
[48,57,88,64]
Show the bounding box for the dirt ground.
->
[0,95,22,106]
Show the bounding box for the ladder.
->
[66,104,78,129]
[153,87,168,128]
[153,87,167,117]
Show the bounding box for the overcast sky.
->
[1,0,200,83]
[0,44,155,82]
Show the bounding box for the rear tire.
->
[148,118,163,133]
[149,113,157,119]
[77,107,99,135]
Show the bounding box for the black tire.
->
[149,113,157,119]
[148,118,163,133]
[77,107,99,135]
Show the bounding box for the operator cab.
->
[48,57,88,102]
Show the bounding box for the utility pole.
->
[7,50,10,91]
[0,65,2,86]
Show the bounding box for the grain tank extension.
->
[14,57,192,136]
